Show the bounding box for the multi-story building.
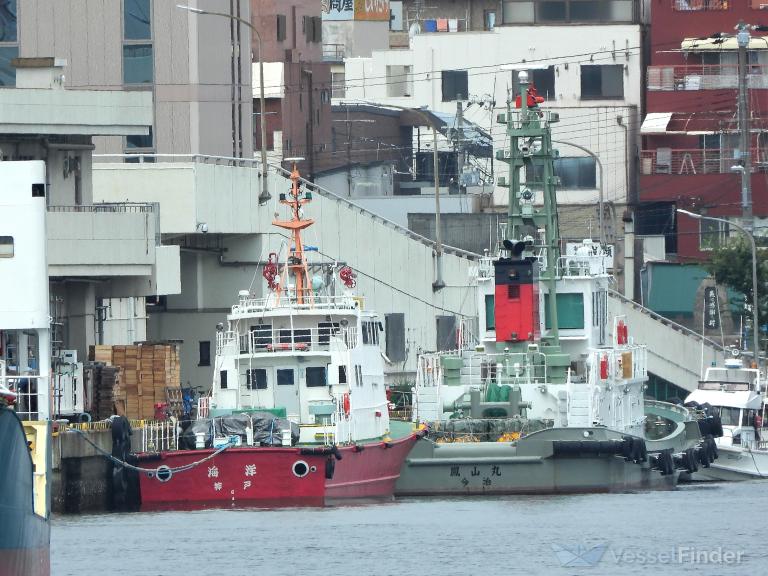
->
[252,0,333,177]
[0,57,180,362]
[640,0,768,260]
[340,2,645,291]
[4,0,477,387]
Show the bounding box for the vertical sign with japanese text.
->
[704,287,719,330]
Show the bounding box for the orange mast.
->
[272,162,314,306]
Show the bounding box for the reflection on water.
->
[53,481,767,576]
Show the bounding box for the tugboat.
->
[0,161,52,576]
[136,162,422,509]
[684,354,767,480]
[395,71,717,496]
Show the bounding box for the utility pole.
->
[737,21,753,232]
[333,108,375,197]
[455,99,466,192]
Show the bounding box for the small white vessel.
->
[685,356,768,480]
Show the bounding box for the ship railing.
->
[586,345,648,383]
[216,331,240,356]
[1,372,47,421]
[232,294,361,315]
[557,253,609,277]
[237,326,359,355]
[142,419,178,452]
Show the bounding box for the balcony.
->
[46,203,179,295]
[671,0,728,10]
[647,65,768,91]
[640,148,764,175]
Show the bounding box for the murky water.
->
[52,481,768,576]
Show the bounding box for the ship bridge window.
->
[251,324,273,349]
[318,322,340,345]
[306,366,327,387]
[544,293,585,329]
[246,368,267,390]
[0,236,13,258]
[717,406,740,426]
[338,365,348,384]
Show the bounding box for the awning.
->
[641,112,673,134]
[681,36,768,51]
[642,112,731,135]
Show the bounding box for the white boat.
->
[136,163,422,509]
[685,356,768,480]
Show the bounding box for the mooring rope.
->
[68,428,232,476]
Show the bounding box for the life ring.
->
[342,393,351,416]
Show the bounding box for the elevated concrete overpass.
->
[608,290,726,393]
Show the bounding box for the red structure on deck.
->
[493,258,538,343]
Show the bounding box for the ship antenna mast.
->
[272,159,315,306]
[502,67,562,345]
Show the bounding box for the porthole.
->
[292,460,310,478]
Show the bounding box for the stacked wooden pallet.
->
[88,343,182,420]
[90,366,123,420]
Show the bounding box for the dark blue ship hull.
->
[0,405,50,576]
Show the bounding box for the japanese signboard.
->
[355,0,390,21]
[322,0,355,20]
[704,286,719,330]
[322,0,390,21]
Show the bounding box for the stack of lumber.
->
[88,343,181,420]
[89,365,123,420]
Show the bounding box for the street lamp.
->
[677,209,760,365]
[553,140,605,246]
[176,4,271,205]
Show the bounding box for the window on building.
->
[385,313,406,362]
[246,368,268,390]
[538,1,567,21]
[123,44,153,84]
[442,70,469,102]
[198,341,211,366]
[531,157,596,189]
[124,0,151,40]
[126,126,154,150]
[581,64,624,99]
[277,14,287,41]
[513,66,555,100]
[502,0,634,23]
[0,0,17,42]
[305,366,327,387]
[699,218,729,251]
[387,65,413,97]
[0,236,13,258]
[277,368,295,386]
[0,45,18,87]
[331,71,346,99]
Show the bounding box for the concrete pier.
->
[51,427,146,514]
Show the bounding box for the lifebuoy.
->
[342,393,351,416]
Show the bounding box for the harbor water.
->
[52,481,768,576]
